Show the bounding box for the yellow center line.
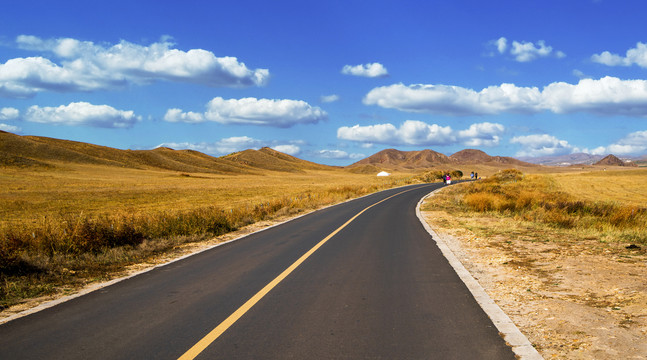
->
[177,186,421,360]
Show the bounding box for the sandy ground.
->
[421,208,647,359]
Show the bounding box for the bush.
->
[456,170,647,234]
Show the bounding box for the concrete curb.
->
[416,189,544,360]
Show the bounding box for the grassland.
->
[425,168,647,244]
[421,168,647,358]
[0,162,416,310]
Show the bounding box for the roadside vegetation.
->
[1,165,421,310]
[425,168,647,246]
[421,168,647,358]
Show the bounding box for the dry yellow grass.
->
[0,162,416,308]
[0,163,411,225]
[552,168,647,207]
[420,169,647,359]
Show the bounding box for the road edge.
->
[416,188,544,360]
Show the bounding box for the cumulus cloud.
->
[364,83,543,116]
[317,149,365,160]
[206,97,327,127]
[592,42,647,68]
[338,120,460,146]
[542,77,647,116]
[271,144,301,155]
[320,94,340,103]
[364,77,647,117]
[158,136,263,155]
[24,102,140,128]
[337,120,504,148]
[0,123,21,133]
[341,62,388,78]
[0,107,19,120]
[166,97,327,127]
[0,35,269,98]
[490,37,508,54]
[163,108,205,123]
[458,122,505,147]
[157,137,305,156]
[510,134,576,157]
[489,37,565,62]
[593,130,647,155]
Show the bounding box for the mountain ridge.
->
[349,148,535,169]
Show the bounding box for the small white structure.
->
[376,171,391,177]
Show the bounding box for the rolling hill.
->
[594,154,638,167]
[223,147,334,173]
[348,148,535,170]
[2,131,566,176]
[0,131,335,174]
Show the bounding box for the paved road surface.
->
[0,183,516,359]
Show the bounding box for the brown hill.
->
[223,147,333,172]
[450,149,536,166]
[349,149,454,169]
[594,154,638,167]
[349,148,535,170]
[0,131,327,174]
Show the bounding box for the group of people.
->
[442,171,480,185]
[442,174,452,184]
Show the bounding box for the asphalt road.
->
[0,183,516,359]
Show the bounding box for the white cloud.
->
[595,130,647,155]
[510,134,575,157]
[458,122,505,147]
[318,149,350,159]
[337,120,503,148]
[364,83,543,116]
[337,120,455,146]
[542,77,647,116]
[164,97,326,128]
[510,40,564,62]
[592,42,647,68]
[317,149,365,160]
[0,107,19,120]
[1,35,269,98]
[163,108,205,123]
[341,62,388,78]
[24,102,140,128]
[158,136,263,155]
[180,97,327,127]
[271,144,301,155]
[489,37,565,62]
[364,77,647,117]
[157,137,305,156]
[495,37,508,53]
[0,123,21,133]
[320,94,340,103]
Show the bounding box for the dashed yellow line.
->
[178,187,419,360]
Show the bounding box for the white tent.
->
[376,171,390,177]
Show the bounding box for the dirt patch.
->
[422,209,647,359]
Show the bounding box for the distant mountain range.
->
[349,148,535,170]
[519,153,642,166]
[2,130,642,173]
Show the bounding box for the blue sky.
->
[2,0,647,165]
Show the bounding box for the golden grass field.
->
[554,169,647,207]
[1,149,645,313]
[0,164,410,224]
[0,162,418,309]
